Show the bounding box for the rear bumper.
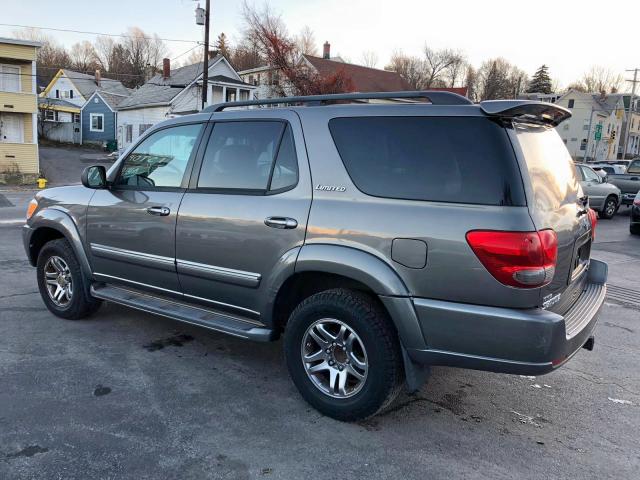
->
[406,259,607,375]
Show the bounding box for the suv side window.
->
[115,124,202,188]
[329,116,525,206]
[582,166,600,182]
[197,121,297,192]
[628,160,640,174]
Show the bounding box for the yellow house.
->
[0,37,41,181]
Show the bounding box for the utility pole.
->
[622,68,639,160]
[200,0,211,109]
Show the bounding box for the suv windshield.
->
[627,160,640,174]
[513,123,580,211]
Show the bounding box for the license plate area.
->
[570,235,591,282]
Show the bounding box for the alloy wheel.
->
[301,318,368,398]
[44,255,73,307]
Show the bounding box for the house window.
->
[70,90,74,99]
[139,124,152,136]
[0,64,21,92]
[55,89,60,99]
[125,124,133,143]
[73,113,80,123]
[90,113,104,132]
[44,110,55,121]
[568,99,575,108]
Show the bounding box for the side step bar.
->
[90,284,275,342]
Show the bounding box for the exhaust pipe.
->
[582,336,595,351]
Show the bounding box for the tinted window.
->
[269,125,298,191]
[329,117,525,206]
[198,121,289,191]
[628,160,640,174]
[515,124,580,211]
[116,124,202,188]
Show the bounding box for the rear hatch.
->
[510,123,593,314]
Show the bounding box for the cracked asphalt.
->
[1,190,639,480]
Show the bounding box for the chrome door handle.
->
[147,206,170,216]
[264,216,298,229]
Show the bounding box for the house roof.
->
[58,69,129,99]
[118,55,229,110]
[302,55,410,92]
[38,97,80,113]
[208,74,253,86]
[0,36,43,48]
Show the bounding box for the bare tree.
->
[70,41,98,72]
[423,46,458,88]
[242,2,353,95]
[476,58,526,100]
[294,26,318,56]
[581,66,624,94]
[385,50,424,89]
[361,50,379,68]
[13,27,71,87]
[121,27,168,87]
[442,51,467,88]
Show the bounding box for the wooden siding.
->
[24,113,33,143]
[20,63,33,93]
[0,143,38,174]
[0,43,37,61]
[0,91,37,113]
[82,94,116,143]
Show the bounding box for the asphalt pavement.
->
[0,192,638,480]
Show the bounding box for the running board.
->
[90,284,275,342]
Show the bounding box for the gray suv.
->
[23,91,607,421]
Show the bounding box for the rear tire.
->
[284,288,404,421]
[37,238,101,320]
[600,195,618,219]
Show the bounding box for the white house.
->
[116,55,256,150]
[39,69,129,144]
[555,90,625,162]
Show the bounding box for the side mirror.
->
[81,165,107,189]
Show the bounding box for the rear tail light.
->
[587,208,598,240]
[634,198,640,206]
[466,229,558,288]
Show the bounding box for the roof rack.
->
[204,90,473,112]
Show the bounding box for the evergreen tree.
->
[527,64,553,94]
[215,33,231,60]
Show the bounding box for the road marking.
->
[0,219,24,225]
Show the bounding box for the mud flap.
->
[401,344,431,393]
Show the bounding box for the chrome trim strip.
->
[90,243,175,272]
[93,273,182,296]
[183,292,260,318]
[176,259,261,288]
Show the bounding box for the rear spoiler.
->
[480,100,571,127]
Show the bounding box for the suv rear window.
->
[328,117,525,206]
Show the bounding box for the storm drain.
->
[607,284,640,309]
[0,194,14,208]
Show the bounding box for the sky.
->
[1,0,638,88]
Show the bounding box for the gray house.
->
[81,90,128,147]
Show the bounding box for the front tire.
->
[600,195,618,219]
[37,238,101,319]
[284,289,404,421]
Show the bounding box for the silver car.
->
[23,92,607,421]
[575,163,621,219]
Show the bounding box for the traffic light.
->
[611,130,616,140]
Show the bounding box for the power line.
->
[0,23,200,44]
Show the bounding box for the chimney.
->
[323,41,330,59]
[162,58,171,79]
[95,69,101,87]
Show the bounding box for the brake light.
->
[587,208,598,240]
[466,230,558,288]
[634,198,640,206]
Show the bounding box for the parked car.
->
[590,162,627,175]
[575,163,621,219]
[609,159,640,206]
[22,92,607,421]
[631,190,640,235]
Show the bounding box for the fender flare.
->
[294,244,427,351]
[26,208,93,279]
